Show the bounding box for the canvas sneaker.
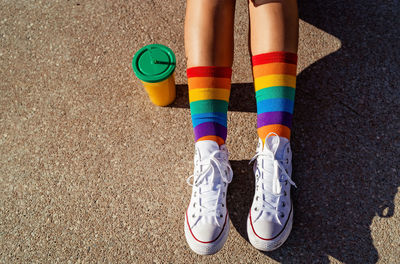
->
[247,132,297,251]
[184,140,233,255]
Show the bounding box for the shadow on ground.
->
[171,83,257,112]
[172,0,400,263]
[229,1,400,263]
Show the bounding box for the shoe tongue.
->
[195,141,223,216]
[263,136,289,196]
[195,140,220,161]
[264,136,288,160]
[195,140,222,187]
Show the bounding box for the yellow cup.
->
[133,44,176,106]
[142,73,176,106]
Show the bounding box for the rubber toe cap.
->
[191,223,223,242]
[251,220,283,239]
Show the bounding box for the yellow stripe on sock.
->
[254,74,296,92]
[189,88,231,103]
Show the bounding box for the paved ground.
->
[1,0,399,263]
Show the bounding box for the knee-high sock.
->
[187,66,232,146]
[252,51,297,143]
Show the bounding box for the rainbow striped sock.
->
[252,51,298,143]
[187,66,232,146]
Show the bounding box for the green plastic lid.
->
[132,44,176,83]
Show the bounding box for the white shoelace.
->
[186,150,233,226]
[249,135,297,224]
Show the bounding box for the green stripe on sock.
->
[255,86,295,101]
[189,100,229,115]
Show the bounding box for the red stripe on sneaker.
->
[186,207,228,243]
[249,205,292,240]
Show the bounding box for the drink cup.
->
[132,44,176,106]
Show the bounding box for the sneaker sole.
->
[247,205,293,251]
[184,213,230,255]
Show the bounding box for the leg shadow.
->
[228,73,399,262]
[170,83,256,113]
[227,160,254,240]
[172,2,399,260]
[228,1,400,262]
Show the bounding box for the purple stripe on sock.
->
[194,122,227,142]
[257,111,293,129]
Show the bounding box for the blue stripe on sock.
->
[257,98,294,114]
[191,112,227,128]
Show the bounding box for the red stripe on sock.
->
[252,51,298,66]
[187,66,232,78]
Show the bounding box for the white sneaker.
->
[247,132,297,251]
[184,140,233,255]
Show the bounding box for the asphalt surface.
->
[1,0,399,263]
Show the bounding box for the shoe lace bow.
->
[249,135,297,223]
[186,149,233,226]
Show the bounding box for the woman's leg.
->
[249,0,298,143]
[184,0,235,256]
[185,0,235,145]
[249,0,298,54]
[247,0,299,252]
[185,0,235,67]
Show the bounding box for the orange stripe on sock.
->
[197,135,225,146]
[252,63,297,79]
[188,77,231,90]
[258,124,291,143]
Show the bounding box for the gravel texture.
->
[1,0,399,263]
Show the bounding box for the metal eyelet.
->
[254,207,258,211]
[280,212,285,218]
[193,203,196,208]
[256,196,259,201]
[192,214,195,218]
[284,191,287,196]
[282,202,286,207]
[222,204,225,207]
[220,214,223,218]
